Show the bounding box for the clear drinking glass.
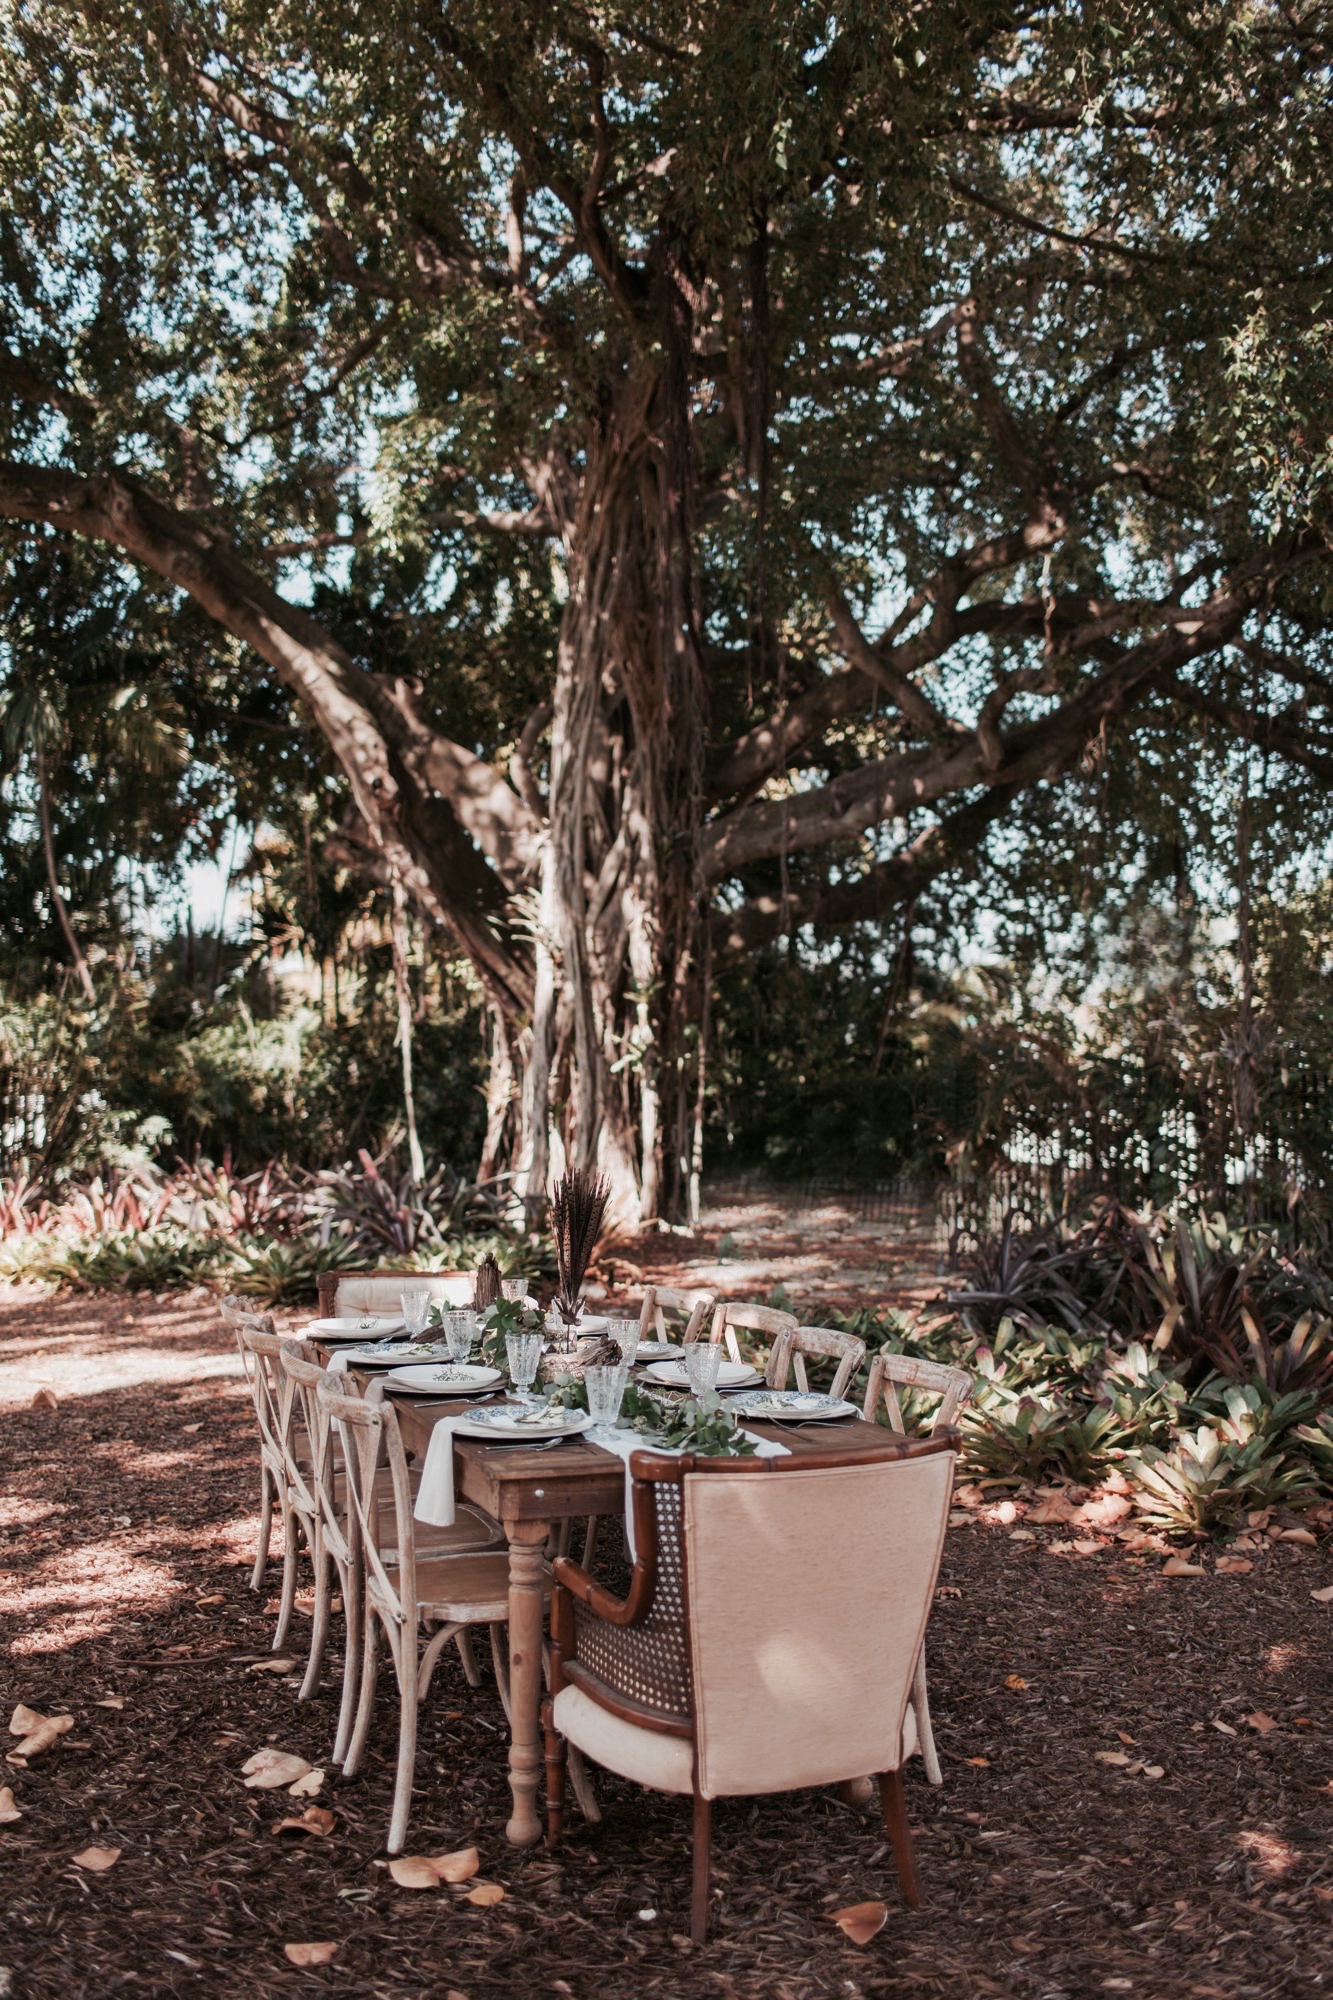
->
[604,1317,640,1368]
[684,1341,722,1397]
[445,1310,479,1367]
[505,1332,543,1404]
[501,1277,530,1303]
[585,1363,628,1428]
[400,1286,431,1338]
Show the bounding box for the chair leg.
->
[878,1769,922,1908]
[299,1534,331,1700]
[543,1697,566,1848]
[271,1496,299,1651]
[455,1627,482,1687]
[580,1515,599,1567]
[342,1609,381,1780]
[566,1746,602,1825]
[386,1630,419,1855]
[332,1559,361,1767]
[251,1463,274,1591]
[913,1648,943,1787]
[489,1622,512,1724]
[691,1793,712,1944]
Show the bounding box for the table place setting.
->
[727,1389,860,1422]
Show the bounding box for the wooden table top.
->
[382,1382,889,1523]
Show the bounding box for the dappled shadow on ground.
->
[2,1293,1332,1999]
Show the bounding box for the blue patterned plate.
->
[729,1390,859,1422]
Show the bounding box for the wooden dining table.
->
[366,1376,893,1847]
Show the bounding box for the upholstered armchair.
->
[543,1431,959,1941]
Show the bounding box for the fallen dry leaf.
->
[1277,1528,1317,1547]
[1003,1674,1029,1691]
[240,1749,313,1791]
[1075,1492,1133,1530]
[30,1387,58,1411]
[0,1785,23,1823]
[288,1768,325,1798]
[432,1846,480,1883]
[93,1696,126,1711]
[389,1856,445,1890]
[1215,1556,1253,1575]
[963,1756,991,1768]
[182,1422,204,1434]
[1243,1711,1278,1735]
[1070,1538,1103,1556]
[1095,1750,1132,1767]
[283,1942,338,1967]
[1162,1557,1207,1577]
[247,1659,299,1676]
[464,1882,505,1908]
[274,1807,335,1838]
[8,1712,74,1762]
[1310,1584,1333,1604]
[9,1705,43,1735]
[831,1900,888,1945]
[194,1594,225,1608]
[1212,1718,1237,1737]
[72,1845,121,1872]
[1115,1731,1138,1745]
[1008,1528,1035,1542]
[1027,1493,1078,1526]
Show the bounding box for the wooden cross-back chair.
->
[707,1299,798,1367]
[862,1350,973,1785]
[544,1431,961,1942]
[636,1285,715,1347]
[280,1350,503,1767]
[766,1323,867,1403]
[317,1380,530,1854]
[316,1268,477,1322]
[226,1311,319,1650]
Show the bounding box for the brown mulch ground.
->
[3,1232,1333,2000]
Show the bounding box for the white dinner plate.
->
[333,1340,454,1370]
[381,1363,503,1396]
[634,1340,682,1361]
[304,1315,405,1342]
[452,1404,595,1441]
[728,1390,859,1422]
[643,1359,763,1391]
[545,1314,609,1339]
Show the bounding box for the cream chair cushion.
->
[553,1685,695,1796]
[335,1272,475,1313]
[684,1455,951,1799]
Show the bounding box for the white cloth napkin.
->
[413,1413,474,1527]
[589,1426,790,1560]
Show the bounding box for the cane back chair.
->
[544,1431,960,1942]
[862,1351,973,1785]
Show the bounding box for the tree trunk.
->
[390,878,425,1183]
[35,744,96,1006]
[511,329,708,1229]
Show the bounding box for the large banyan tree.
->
[2,2,1332,1219]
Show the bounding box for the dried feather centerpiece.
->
[549,1167,610,1343]
[472,1253,502,1315]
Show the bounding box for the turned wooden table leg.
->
[504,1522,550,1846]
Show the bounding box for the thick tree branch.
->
[0,459,539,1011]
[705,539,1318,876]
[712,784,1020,967]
